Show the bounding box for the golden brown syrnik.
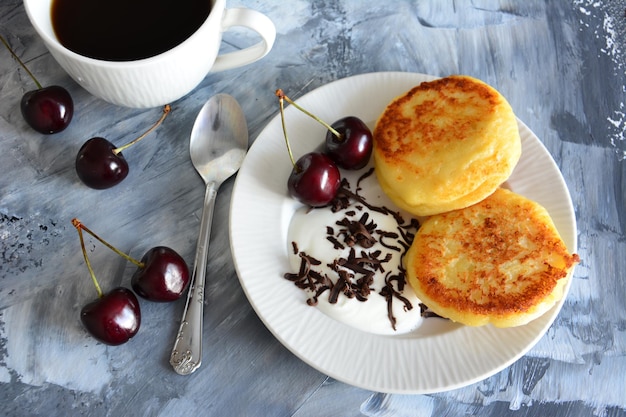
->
[405,188,580,327]
[373,75,521,217]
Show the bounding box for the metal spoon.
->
[170,94,248,375]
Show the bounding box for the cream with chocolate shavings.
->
[285,165,429,335]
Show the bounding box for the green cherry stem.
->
[73,220,103,298]
[113,104,172,155]
[276,90,298,170]
[71,218,144,269]
[275,89,343,140]
[0,34,43,89]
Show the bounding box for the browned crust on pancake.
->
[406,188,580,326]
[374,75,502,164]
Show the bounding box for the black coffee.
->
[51,0,212,61]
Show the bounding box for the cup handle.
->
[211,8,276,72]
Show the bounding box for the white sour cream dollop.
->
[286,165,424,335]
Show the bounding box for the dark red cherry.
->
[1,34,74,134]
[74,105,169,189]
[21,85,74,134]
[325,116,372,170]
[131,246,190,302]
[75,137,129,189]
[288,152,341,207]
[80,287,141,346]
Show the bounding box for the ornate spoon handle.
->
[170,182,217,375]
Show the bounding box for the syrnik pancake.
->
[373,75,521,217]
[405,188,580,328]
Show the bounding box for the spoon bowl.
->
[190,95,249,184]
[170,94,248,375]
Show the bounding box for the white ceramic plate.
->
[229,72,578,394]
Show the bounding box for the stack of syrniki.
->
[373,75,579,327]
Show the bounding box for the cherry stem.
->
[0,34,43,89]
[71,218,144,269]
[275,89,343,141]
[113,104,172,155]
[277,91,298,170]
[73,221,103,298]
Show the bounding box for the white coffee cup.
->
[23,0,276,108]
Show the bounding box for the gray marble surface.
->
[1,0,625,416]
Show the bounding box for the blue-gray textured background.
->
[0,1,624,416]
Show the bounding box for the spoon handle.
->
[170,181,217,375]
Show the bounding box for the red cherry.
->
[21,86,74,134]
[75,137,129,189]
[288,152,341,207]
[80,287,141,346]
[74,105,170,189]
[131,246,190,302]
[1,35,74,135]
[324,116,372,170]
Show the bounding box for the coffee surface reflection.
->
[51,0,212,61]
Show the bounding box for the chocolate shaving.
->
[335,212,377,248]
[329,271,350,303]
[376,230,402,251]
[284,252,330,296]
[307,285,331,306]
[330,179,352,212]
[356,167,376,188]
[397,218,420,249]
[419,303,444,319]
[384,264,407,291]
[379,271,414,331]
[337,257,375,277]
[326,235,344,250]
